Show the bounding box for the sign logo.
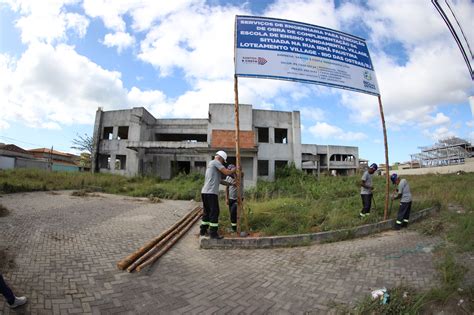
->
[363,70,372,81]
[258,57,267,65]
[241,56,268,65]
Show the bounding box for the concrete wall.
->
[393,158,474,175]
[253,108,300,180]
[15,157,50,170]
[0,156,15,169]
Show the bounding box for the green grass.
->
[0,168,203,200]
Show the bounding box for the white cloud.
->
[0,43,130,128]
[82,0,131,32]
[423,126,456,141]
[470,96,474,118]
[102,32,135,53]
[264,0,339,30]
[309,122,367,141]
[300,107,326,122]
[127,87,172,118]
[7,0,89,44]
[419,112,451,128]
[138,4,243,79]
[1,0,472,142]
[467,120,474,128]
[0,119,10,130]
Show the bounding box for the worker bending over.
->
[224,165,244,233]
[390,173,412,230]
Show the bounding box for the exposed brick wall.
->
[211,130,255,149]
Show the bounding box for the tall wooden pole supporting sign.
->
[233,74,243,234]
[377,95,390,220]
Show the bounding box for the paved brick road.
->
[0,191,445,314]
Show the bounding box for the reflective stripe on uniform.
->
[359,213,365,217]
[209,223,219,227]
[231,223,237,226]
[396,220,402,224]
[403,219,409,223]
[200,221,210,226]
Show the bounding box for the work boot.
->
[199,225,209,236]
[394,224,401,231]
[401,222,408,228]
[209,229,224,240]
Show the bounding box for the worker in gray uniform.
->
[360,163,378,218]
[224,165,244,233]
[200,150,237,239]
[390,173,412,230]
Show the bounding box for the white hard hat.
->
[216,150,227,162]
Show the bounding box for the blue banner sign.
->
[235,15,380,96]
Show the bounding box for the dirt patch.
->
[148,196,162,203]
[0,204,9,217]
[447,203,466,214]
[421,292,474,315]
[71,190,100,197]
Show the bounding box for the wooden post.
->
[233,74,243,234]
[377,95,390,220]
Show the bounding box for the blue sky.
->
[0,0,473,165]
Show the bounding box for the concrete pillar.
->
[91,107,103,173]
[252,156,258,186]
[292,111,302,169]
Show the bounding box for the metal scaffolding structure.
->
[410,137,474,168]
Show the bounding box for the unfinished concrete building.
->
[91,104,359,186]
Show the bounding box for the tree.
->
[71,133,93,169]
[71,133,93,154]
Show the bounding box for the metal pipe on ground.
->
[117,206,201,270]
[135,210,202,272]
[127,208,202,273]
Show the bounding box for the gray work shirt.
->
[397,178,412,203]
[201,159,225,195]
[360,171,373,195]
[228,176,244,200]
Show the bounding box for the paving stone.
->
[0,191,465,314]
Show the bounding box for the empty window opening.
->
[274,128,288,144]
[103,127,113,140]
[258,160,269,176]
[195,161,207,168]
[257,127,269,143]
[171,161,191,176]
[330,154,355,162]
[155,133,207,142]
[99,154,110,169]
[115,155,126,170]
[275,160,288,170]
[117,126,129,140]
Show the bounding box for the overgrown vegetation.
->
[2,167,473,312]
[2,167,473,236]
[0,168,203,200]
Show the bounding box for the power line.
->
[0,135,43,147]
[432,0,474,80]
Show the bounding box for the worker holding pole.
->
[224,164,244,233]
[200,151,237,239]
[390,173,412,230]
[359,163,378,218]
